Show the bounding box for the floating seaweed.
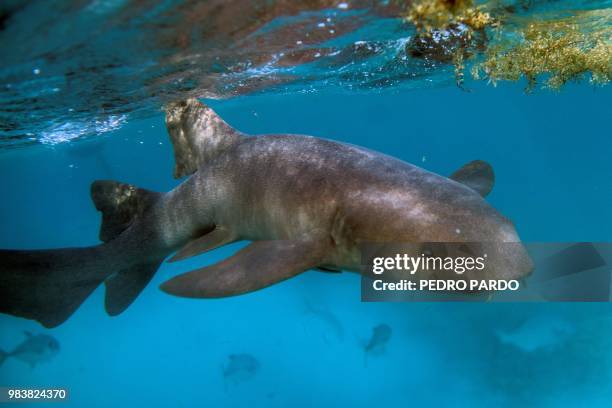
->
[403,0,611,90]
[405,0,496,33]
[404,0,497,85]
[472,11,612,91]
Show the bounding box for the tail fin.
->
[0,247,106,328]
[0,180,163,327]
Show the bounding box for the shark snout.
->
[488,241,534,281]
[512,245,534,280]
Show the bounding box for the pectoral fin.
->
[169,227,236,263]
[160,240,326,298]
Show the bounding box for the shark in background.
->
[65,138,115,179]
[496,314,575,353]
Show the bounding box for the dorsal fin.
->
[165,98,244,179]
[91,180,161,242]
[450,160,495,197]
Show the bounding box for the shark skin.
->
[0,98,533,327]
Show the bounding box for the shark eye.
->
[421,243,447,258]
[458,244,476,256]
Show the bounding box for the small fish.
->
[0,331,60,368]
[362,323,392,366]
[303,299,344,344]
[365,324,392,355]
[223,353,259,386]
[496,315,575,353]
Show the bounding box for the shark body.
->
[0,98,533,327]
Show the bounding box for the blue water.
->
[0,79,611,407]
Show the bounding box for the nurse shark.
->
[0,98,533,327]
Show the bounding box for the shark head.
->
[404,160,534,282]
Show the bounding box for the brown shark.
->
[0,98,533,328]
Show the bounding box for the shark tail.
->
[0,180,163,328]
[0,246,107,328]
